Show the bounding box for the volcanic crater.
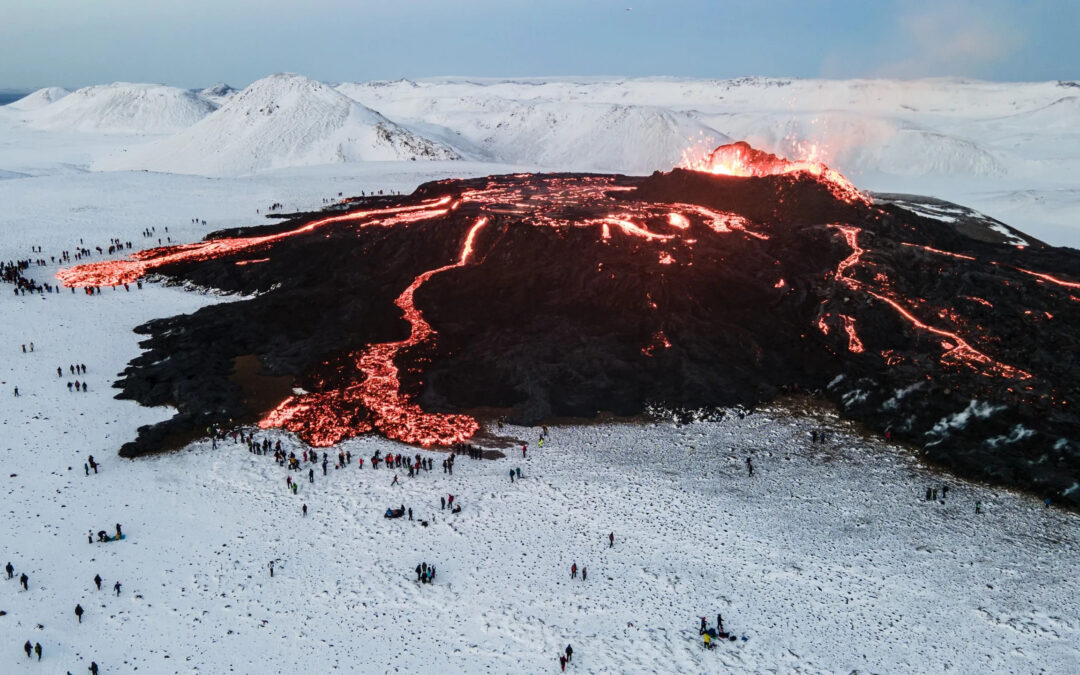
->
[59,143,1080,506]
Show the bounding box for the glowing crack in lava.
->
[828,225,1030,379]
[682,141,870,206]
[261,218,489,447]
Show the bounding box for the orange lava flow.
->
[56,196,454,287]
[1015,267,1080,290]
[839,314,865,354]
[830,225,1030,379]
[900,243,976,261]
[260,218,489,447]
[682,141,870,206]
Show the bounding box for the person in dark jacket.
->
[565,644,573,662]
[4,561,12,579]
[75,604,84,622]
[24,641,32,658]
[94,574,102,590]
[20,573,28,590]
[34,642,41,660]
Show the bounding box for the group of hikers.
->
[88,523,124,543]
[8,559,110,671]
[699,614,735,649]
[414,562,437,584]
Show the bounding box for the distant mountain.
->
[337,82,727,173]
[4,87,68,110]
[198,83,237,105]
[100,73,458,176]
[26,82,214,133]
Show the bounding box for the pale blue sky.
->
[0,0,1074,89]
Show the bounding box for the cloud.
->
[876,1,1026,78]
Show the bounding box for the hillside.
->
[4,86,70,111]
[26,82,215,134]
[100,74,458,176]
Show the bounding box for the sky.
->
[0,0,1076,90]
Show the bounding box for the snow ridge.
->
[26,83,215,134]
[100,74,458,176]
[5,86,71,111]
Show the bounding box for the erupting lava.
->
[57,141,1079,510]
[682,141,870,206]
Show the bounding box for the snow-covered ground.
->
[0,161,1077,674]
[1,277,1077,673]
[1,74,1079,673]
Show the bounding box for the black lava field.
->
[59,145,1080,507]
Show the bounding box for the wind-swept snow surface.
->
[100,74,458,176]
[25,83,215,134]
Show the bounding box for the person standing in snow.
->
[308,468,313,483]
[717,613,723,632]
[24,641,32,658]
[89,661,99,675]
[975,501,982,514]
[441,496,446,510]
[565,644,573,662]
[609,532,614,548]
[571,563,577,579]
[34,642,41,660]
[75,604,84,622]
[113,581,121,596]
[391,474,399,486]
[746,457,754,476]
[5,561,12,579]
[581,567,587,581]
[559,655,566,671]
[408,508,413,521]
[302,504,307,517]
[700,617,707,634]
[94,574,101,590]
[509,469,514,483]
[20,573,28,590]
[115,523,122,539]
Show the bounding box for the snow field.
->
[0,269,1078,672]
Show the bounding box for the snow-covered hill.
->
[25,83,215,134]
[4,86,70,111]
[100,74,458,176]
[1,73,1078,245]
[337,82,727,173]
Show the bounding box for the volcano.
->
[59,143,1079,506]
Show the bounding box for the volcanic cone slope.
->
[58,154,1079,506]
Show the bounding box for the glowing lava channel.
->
[56,197,454,287]
[260,218,489,447]
[830,225,1029,379]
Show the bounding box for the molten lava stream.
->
[830,225,1029,379]
[261,218,489,447]
[56,196,454,288]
